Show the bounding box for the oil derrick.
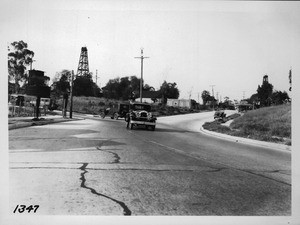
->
[77,47,89,76]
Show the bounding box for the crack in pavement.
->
[96,146,120,163]
[9,166,214,172]
[245,169,291,175]
[9,165,290,178]
[207,168,227,172]
[79,163,131,216]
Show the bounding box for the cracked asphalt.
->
[9,115,291,215]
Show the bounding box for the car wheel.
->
[151,125,155,131]
[100,112,105,119]
[114,113,119,120]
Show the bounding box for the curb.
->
[8,117,83,130]
[200,127,291,152]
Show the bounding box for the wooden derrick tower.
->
[77,47,89,76]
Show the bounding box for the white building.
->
[167,99,192,109]
[139,91,163,104]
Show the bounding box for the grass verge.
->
[203,104,291,145]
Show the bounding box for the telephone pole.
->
[210,85,215,98]
[210,85,215,110]
[69,70,75,119]
[135,48,149,103]
[95,69,98,85]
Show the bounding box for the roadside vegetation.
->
[203,104,291,145]
[55,96,202,117]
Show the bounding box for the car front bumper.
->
[130,120,156,126]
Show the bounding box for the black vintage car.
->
[125,103,157,130]
[106,103,130,120]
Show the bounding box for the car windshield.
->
[131,104,151,112]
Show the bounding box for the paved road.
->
[9,113,291,215]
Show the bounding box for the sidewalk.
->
[8,113,82,130]
[199,126,291,152]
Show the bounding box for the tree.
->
[257,77,273,107]
[8,41,34,93]
[119,77,131,100]
[73,72,99,97]
[144,84,155,91]
[51,70,71,116]
[218,96,234,110]
[201,90,211,106]
[249,93,259,104]
[159,81,180,104]
[191,99,199,109]
[51,70,71,95]
[102,77,121,99]
[102,75,151,100]
[271,91,290,105]
[224,96,229,102]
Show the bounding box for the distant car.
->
[214,110,226,122]
[126,103,157,130]
[107,103,130,120]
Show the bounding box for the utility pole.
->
[210,85,215,110]
[135,48,149,103]
[188,87,193,100]
[69,70,75,119]
[95,69,98,85]
[210,85,215,98]
[289,67,292,91]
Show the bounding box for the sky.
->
[1,0,300,102]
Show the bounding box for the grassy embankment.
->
[203,104,291,145]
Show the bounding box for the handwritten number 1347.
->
[13,205,39,213]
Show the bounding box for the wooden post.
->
[36,96,41,119]
[69,70,74,118]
